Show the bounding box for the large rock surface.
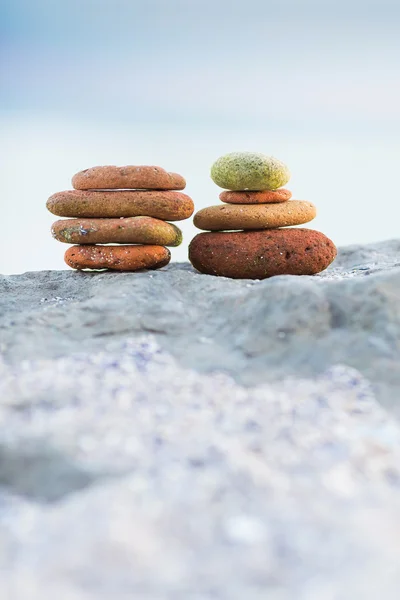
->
[1,238,400,407]
[1,239,400,599]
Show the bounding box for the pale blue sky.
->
[1,0,400,273]
[2,0,400,132]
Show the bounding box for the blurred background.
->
[1,0,399,274]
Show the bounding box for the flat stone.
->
[193,200,316,231]
[72,165,186,190]
[47,190,194,220]
[220,189,292,203]
[211,152,290,190]
[51,217,182,247]
[189,228,336,279]
[64,245,171,271]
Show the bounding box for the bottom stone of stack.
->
[189,228,336,279]
[64,245,171,271]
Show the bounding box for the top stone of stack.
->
[72,165,186,190]
[210,152,290,191]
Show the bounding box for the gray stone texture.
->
[1,239,400,599]
[1,239,400,408]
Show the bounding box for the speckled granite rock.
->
[2,239,400,599]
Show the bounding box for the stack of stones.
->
[47,166,194,271]
[189,152,336,279]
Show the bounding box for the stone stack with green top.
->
[189,152,336,279]
[47,165,194,271]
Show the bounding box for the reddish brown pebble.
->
[189,228,337,279]
[193,201,316,231]
[47,190,194,221]
[52,216,182,247]
[219,189,292,204]
[64,245,171,271]
[72,165,186,190]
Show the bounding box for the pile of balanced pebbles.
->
[189,152,337,279]
[47,166,194,271]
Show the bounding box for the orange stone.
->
[193,201,316,231]
[64,245,171,271]
[47,190,194,221]
[189,228,337,279]
[219,189,292,204]
[72,165,185,190]
[52,216,182,247]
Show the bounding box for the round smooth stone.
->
[211,152,290,191]
[64,245,171,271]
[193,201,316,231]
[189,228,337,279]
[47,190,194,221]
[220,189,292,204]
[72,165,186,190]
[52,217,182,247]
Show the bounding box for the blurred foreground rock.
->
[1,239,400,599]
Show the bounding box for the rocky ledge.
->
[1,239,400,599]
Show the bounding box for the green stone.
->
[171,223,183,247]
[210,152,290,191]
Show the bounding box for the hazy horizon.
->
[2,0,399,274]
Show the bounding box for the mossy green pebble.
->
[211,152,290,191]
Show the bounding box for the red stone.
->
[189,228,337,279]
[220,189,292,204]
